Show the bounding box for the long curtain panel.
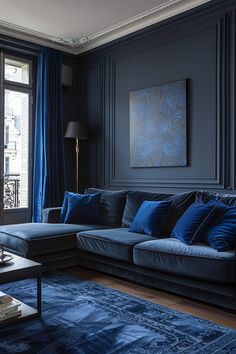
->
[32,48,66,222]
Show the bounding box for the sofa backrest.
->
[121,191,172,228]
[163,191,196,234]
[196,191,236,206]
[85,188,128,227]
[122,190,196,235]
[84,188,236,234]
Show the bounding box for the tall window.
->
[2,55,32,210]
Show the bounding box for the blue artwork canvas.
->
[130,80,187,167]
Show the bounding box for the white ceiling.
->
[0,0,211,54]
[0,0,166,38]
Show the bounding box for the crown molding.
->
[0,20,76,54]
[74,0,211,54]
[0,0,211,55]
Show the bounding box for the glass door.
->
[0,54,33,224]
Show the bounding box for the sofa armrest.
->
[42,207,62,223]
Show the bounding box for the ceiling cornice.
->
[0,0,211,55]
[0,20,76,54]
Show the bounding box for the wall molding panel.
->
[78,1,236,192]
[108,21,226,189]
[78,59,106,188]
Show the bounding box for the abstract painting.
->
[130,80,187,167]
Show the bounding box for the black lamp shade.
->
[65,121,88,139]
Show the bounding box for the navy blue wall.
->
[62,56,78,191]
[77,0,236,193]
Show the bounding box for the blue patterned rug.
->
[0,272,236,354]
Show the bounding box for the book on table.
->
[0,292,21,321]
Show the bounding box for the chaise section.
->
[0,223,110,257]
[77,228,154,262]
[133,238,235,284]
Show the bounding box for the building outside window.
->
[0,55,32,215]
[4,157,9,175]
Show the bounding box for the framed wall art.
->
[130,80,187,168]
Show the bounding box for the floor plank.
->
[64,266,236,329]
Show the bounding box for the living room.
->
[0,0,236,353]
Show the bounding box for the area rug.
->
[0,273,236,354]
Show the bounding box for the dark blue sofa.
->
[0,188,235,311]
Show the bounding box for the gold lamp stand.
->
[64,122,88,193]
[75,138,80,193]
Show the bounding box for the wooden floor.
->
[65,266,236,330]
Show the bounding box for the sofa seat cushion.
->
[0,223,109,257]
[77,228,154,263]
[133,238,235,284]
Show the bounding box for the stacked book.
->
[0,292,21,322]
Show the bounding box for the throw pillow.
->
[122,191,172,227]
[207,207,236,251]
[129,200,171,237]
[64,193,101,224]
[163,191,196,234]
[171,201,225,245]
[60,191,77,222]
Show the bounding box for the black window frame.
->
[0,50,34,219]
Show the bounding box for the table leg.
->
[37,275,42,317]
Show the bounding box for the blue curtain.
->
[32,48,66,222]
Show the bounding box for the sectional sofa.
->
[0,188,235,311]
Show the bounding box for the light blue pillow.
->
[129,200,171,237]
[64,193,101,224]
[171,201,225,245]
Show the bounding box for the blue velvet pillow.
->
[60,191,77,222]
[64,193,101,224]
[129,200,171,237]
[207,207,236,251]
[171,201,225,245]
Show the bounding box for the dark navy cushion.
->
[77,228,154,262]
[133,238,235,284]
[85,188,128,227]
[64,193,101,224]
[0,223,109,257]
[171,201,223,245]
[129,200,171,237]
[207,207,236,251]
[122,191,172,227]
[60,191,77,222]
[163,191,196,234]
[196,190,236,206]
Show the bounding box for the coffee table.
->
[0,252,42,326]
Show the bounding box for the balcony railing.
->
[4,174,20,208]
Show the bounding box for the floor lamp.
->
[65,121,88,193]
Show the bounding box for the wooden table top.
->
[0,252,42,284]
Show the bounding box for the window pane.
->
[4,90,29,208]
[4,58,29,84]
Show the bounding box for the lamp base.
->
[76,138,80,193]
